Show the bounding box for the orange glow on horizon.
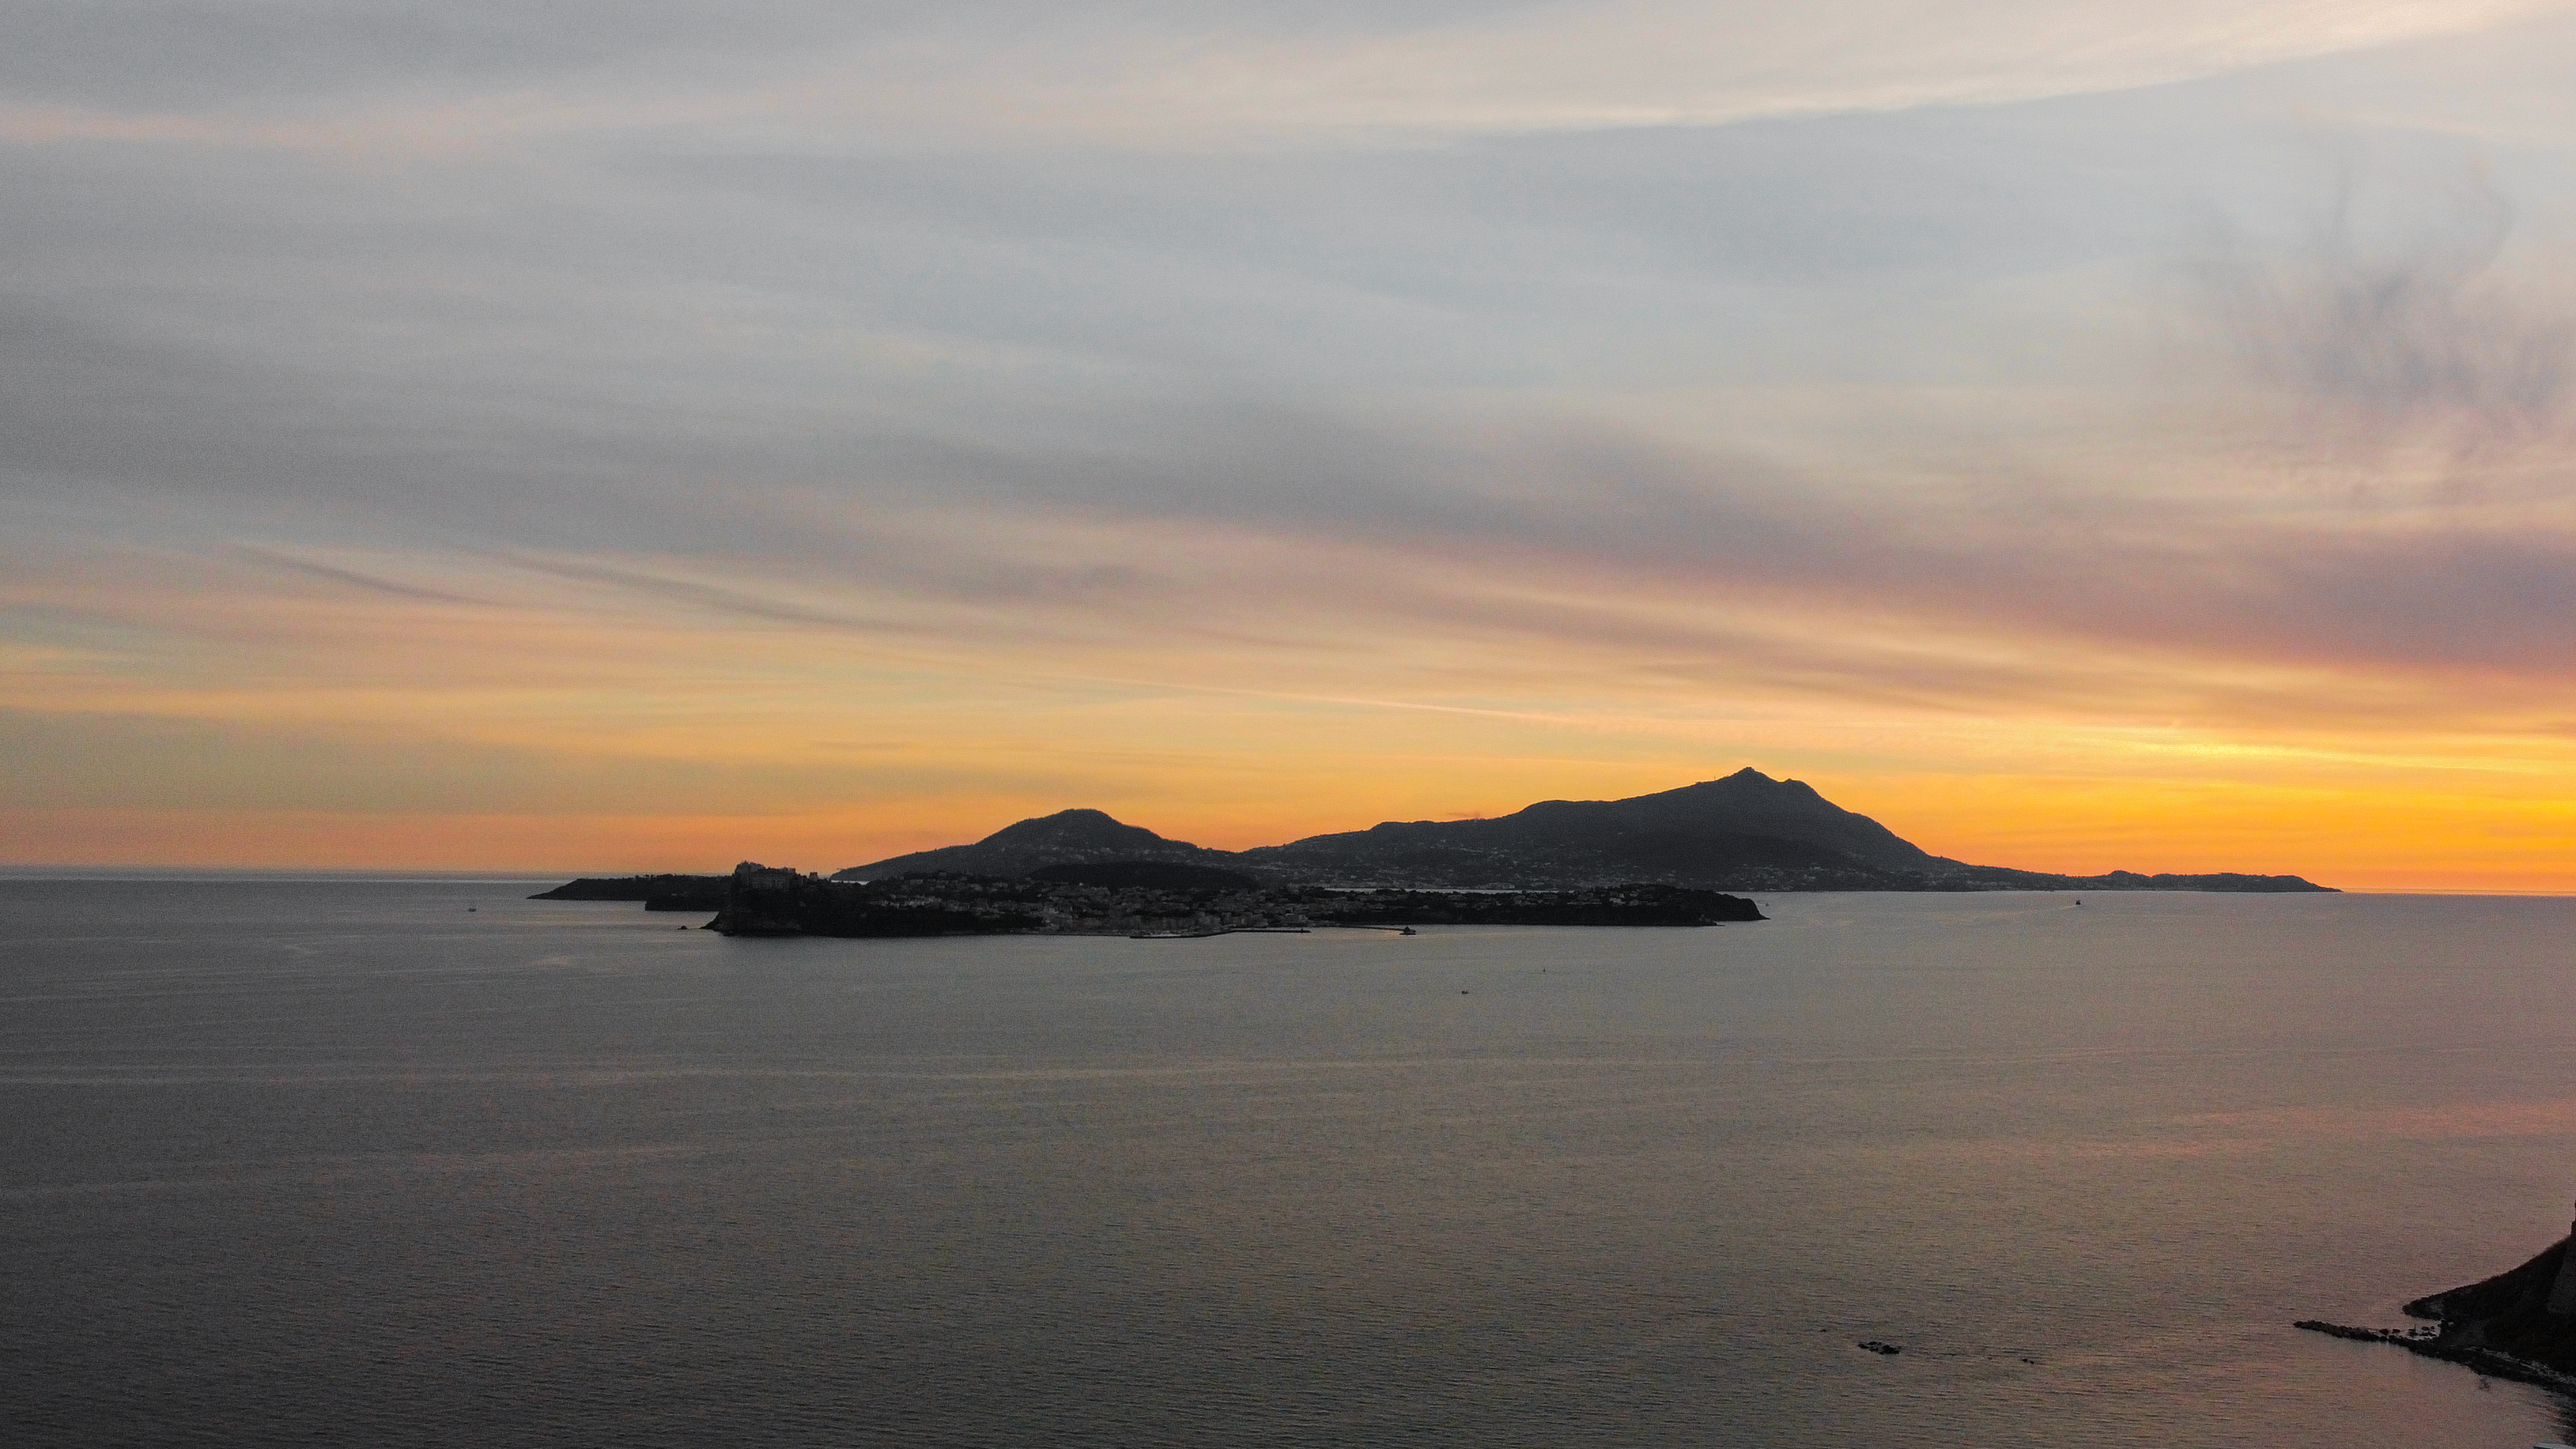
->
[13,534,2576,892]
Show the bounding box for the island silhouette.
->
[531,768,2327,937]
[831,768,2332,893]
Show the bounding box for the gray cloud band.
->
[7,13,2576,709]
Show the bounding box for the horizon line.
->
[14,866,2576,897]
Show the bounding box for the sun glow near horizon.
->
[17,543,2576,890]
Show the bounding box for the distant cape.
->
[833,768,2335,893]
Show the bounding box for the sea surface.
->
[6,881,2576,1447]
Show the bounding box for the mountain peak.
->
[831,772,2329,893]
[984,807,1149,841]
[835,806,1227,880]
[1703,767,1815,796]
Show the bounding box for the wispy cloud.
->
[238,548,487,606]
[8,0,2568,154]
[504,554,940,636]
[2196,151,2575,455]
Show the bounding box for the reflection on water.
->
[3,881,2574,1447]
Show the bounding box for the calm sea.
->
[6,881,2575,1447]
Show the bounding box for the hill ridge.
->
[831,770,2334,893]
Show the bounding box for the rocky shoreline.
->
[2297,1219,2576,1391]
[2291,1319,2576,1391]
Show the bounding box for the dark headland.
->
[2298,1207,2576,1390]
[531,768,2325,938]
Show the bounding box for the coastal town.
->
[535,860,1766,938]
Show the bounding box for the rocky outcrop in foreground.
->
[2298,1215,2576,1389]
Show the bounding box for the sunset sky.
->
[12,2,2576,888]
